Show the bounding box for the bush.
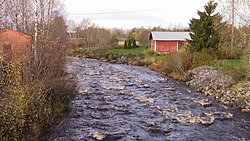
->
[218,45,249,82]
[217,47,244,59]
[141,58,155,66]
[191,52,215,69]
[241,45,250,79]
[139,52,145,60]
[110,35,118,48]
[66,39,85,52]
[201,48,219,59]
[0,37,75,140]
[0,61,49,140]
[220,67,246,83]
[125,52,137,59]
[145,48,155,56]
[132,40,137,48]
[162,48,192,80]
[148,62,163,73]
[124,40,128,49]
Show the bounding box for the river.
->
[51,57,250,141]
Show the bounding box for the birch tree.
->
[218,0,250,27]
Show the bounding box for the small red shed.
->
[149,32,190,54]
[0,29,32,62]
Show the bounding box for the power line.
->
[68,8,164,16]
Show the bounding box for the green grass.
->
[93,47,242,71]
[93,47,240,68]
[92,47,145,55]
[213,59,241,69]
[148,54,168,62]
[109,47,145,55]
[93,47,167,62]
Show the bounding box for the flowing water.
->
[51,57,250,141]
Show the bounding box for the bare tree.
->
[70,19,112,49]
[217,0,250,47]
[49,16,68,44]
[78,18,91,31]
[218,0,250,26]
[0,0,34,33]
[77,19,92,47]
[0,0,5,19]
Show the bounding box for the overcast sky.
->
[64,0,211,29]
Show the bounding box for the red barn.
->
[0,29,32,62]
[149,32,190,54]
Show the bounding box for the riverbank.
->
[73,48,250,111]
[186,66,250,112]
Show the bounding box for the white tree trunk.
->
[34,0,38,61]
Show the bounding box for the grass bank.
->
[68,45,250,111]
[91,47,240,69]
[92,47,167,62]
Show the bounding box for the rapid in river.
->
[51,57,250,141]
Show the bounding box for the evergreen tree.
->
[110,35,118,48]
[188,1,221,52]
[125,32,137,49]
[132,39,137,48]
[124,40,128,49]
[128,39,132,49]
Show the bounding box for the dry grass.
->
[161,48,192,80]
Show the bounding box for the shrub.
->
[0,61,50,140]
[125,52,137,59]
[139,52,145,60]
[148,62,163,73]
[220,67,246,83]
[218,45,249,82]
[241,44,250,79]
[141,58,155,66]
[191,52,215,69]
[201,48,219,59]
[145,48,155,56]
[110,35,118,48]
[0,37,75,140]
[124,40,128,49]
[127,40,132,49]
[67,39,83,48]
[217,47,244,59]
[162,48,192,80]
[132,39,137,48]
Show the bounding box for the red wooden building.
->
[0,29,32,62]
[149,32,191,54]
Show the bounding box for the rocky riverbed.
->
[50,57,250,141]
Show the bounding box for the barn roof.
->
[0,29,32,39]
[149,32,191,41]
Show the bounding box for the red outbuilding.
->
[0,29,32,62]
[149,32,191,54]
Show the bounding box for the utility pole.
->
[231,0,235,48]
